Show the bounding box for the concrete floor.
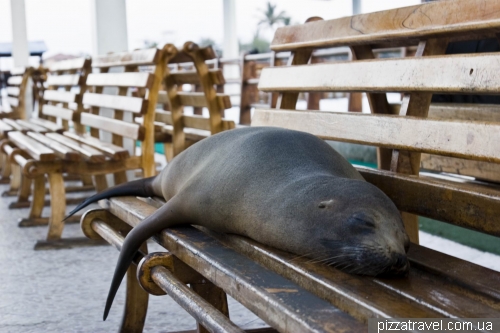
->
[0,183,266,333]
[1,179,499,333]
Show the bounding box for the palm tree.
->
[258,2,291,29]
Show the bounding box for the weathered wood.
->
[44,133,106,163]
[48,57,90,72]
[16,120,50,133]
[91,48,159,68]
[63,132,129,160]
[27,132,81,161]
[41,104,75,121]
[6,87,20,96]
[83,93,148,114]
[271,0,500,51]
[43,90,78,103]
[7,131,56,161]
[177,92,231,109]
[252,109,500,163]
[8,97,19,107]
[169,69,225,85]
[46,74,83,86]
[80,113,144,140]
[87,72,154,88]
[259,53,500,94]
[7,76,23,85]
[28,118,64,133]
[428,103,500,122]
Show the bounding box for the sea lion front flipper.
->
[103,198,185,320]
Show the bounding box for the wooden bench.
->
[142,42,234,162]
[1,57,93,208]
[7,48,163,250]
[78,1,500,332]
[0,67,33,120]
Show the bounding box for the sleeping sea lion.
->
[67,126,410,320]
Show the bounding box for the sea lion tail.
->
[64,176,157,221]
[103,201,181,320]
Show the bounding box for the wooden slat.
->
[44,90,78,103]
[6,87,20,96]
[83,93,147,114]
[428,103,500,122]
[104,197,364,333]
[157,91,169,104]
[153,111,235,132]
[41,104,75,121]
[48,57,89,72]
[420,154,500,183]
[177,92,231,109]
[10,67,26,75]
[170,69,225,85]
[46,74,82,86]
[252,109,500,163]
[44,133,105,163]
[27,132,81,161]
[87,72,153,88]
[7,131,56,161]
[63,131,129,160]
[271,0,500,51]
[80,113,144,140]
[7,76,22,85]
[16,120,49,133]
[162,125,210,142]
[3,119,24,131]
[0,120,14,134]
[8,97,19,107]
[357,167,500,236]
[259,53,500,94]
[91,48,159,68]
[28,118,64,133]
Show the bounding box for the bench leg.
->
[0,152,10,183]
[119,243,149,333]
[94,174,108,192]
[8,173,32,209]
[2,163,21,197]
[80,174,94,186]
[46,172,66,241]
[190,280,229,333]
[114,171,128,186]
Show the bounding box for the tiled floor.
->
[0,180,498,332]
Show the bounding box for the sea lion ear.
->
[318,199,336,209]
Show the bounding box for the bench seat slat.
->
[103,197,364,333]
[87,72,153,88]
[27,132,81,161]
[80,113,144,140]
[15,120,50,133]
[252,109,500,163]
[3,119,24,131]
[63,131,130,160]
[44,133,106,163]
[259,53,500,94]
[6,87,20,97]
[46,74,83,86]
[7,131,56,161]
[28,118,64,133]
[0,120,14,134]
[41,104,75,121]
[201,228,500,320]
[7,76,23,86]
[44,90,78,103]
[270,0,500,51]
[83,93,147,114]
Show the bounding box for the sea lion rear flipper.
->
[103,199,184,320]
[64,176,157,221]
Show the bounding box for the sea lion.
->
[67,126,410,320]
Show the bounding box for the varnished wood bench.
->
[0,67,33,120]
[78,1,500,332]
[6,48,163,250]
[1,57,93,209]
[140,42,235,162]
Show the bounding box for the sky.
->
[0,0,420,68]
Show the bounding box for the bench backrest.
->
[83,48,164,178]
[252,0,500,244]
[5,67,33,119]
[159,42,234,157]
[42,57,91,133]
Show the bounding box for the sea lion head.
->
[289,176,410,277]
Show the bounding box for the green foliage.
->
[240,31,271,54]
[258,2,291,28]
